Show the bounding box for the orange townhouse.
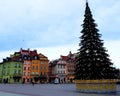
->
[30,55,40,83]
[39,53,49,83]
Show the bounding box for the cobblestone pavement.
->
[0,84,120,96]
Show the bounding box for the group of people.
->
[22,79,35,86]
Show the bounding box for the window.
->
[28,67,30,70]
[3,64,6,68]
[40,72,42,75]
[8,64,10,68]
[35,56,37,60]
[41,67,42,70]
[36,72,38,75]
[28,57,31,60]
[23,72,26,76]
[7,72,9,75]
[19,64,21,68]
[32,66,34,70]
[24,67,26,70]
[44,72,46,75]
[14,63,17,68]
[44,67,46,70]
[36,66,38,70]
[19,58,22,61]
[28,72,30,76]
[18,70,21,74]
[24,56,27,60]
[3,70,5,75]
[24,61,26,64]
[14,70,17,74]
[27,79,29,82]
[32,72,34,75]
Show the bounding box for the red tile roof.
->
[20,48,38,58]
[11,55,22,62]
[61,55,68,61]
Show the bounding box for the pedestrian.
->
[32,81,34,86]
[22,80,25,86]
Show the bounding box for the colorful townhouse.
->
[19,48,49,83]
[0,48,50,84]
[2,55,23,84]
[61,51,76,83]
[30,53,49,83]
[49,51,76,83]
[22,55,31,83]
[49,59,66,83]
[19,48,38,83]
[39,53,49,83]
[30,55,40,83]
[0,63,3,83]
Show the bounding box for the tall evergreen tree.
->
[75,1,118,80]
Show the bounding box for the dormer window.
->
[35,56,37,60]
[28,57,31,60]
[14,63,17,68]
[19,58,22,61]
[24,56,27,60]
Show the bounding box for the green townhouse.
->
[2,55,23,84]
[0,62,3,83]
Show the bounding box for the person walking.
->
[32,81,34,86]
[22,80,25,86]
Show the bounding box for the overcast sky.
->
[0,0,120,68]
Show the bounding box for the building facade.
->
[22,55,31,83]
[30,55,40,83]
[39,53,49,83]
[0,48,49,84]
[0,63,3,83]
[49,51,76,83]
[2,56,23,84]
[61,51,76,83]
[49,59,66,83]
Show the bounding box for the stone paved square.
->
[0,84,120,96]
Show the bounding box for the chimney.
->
[28,48,30,53]
[20,48,22,53]
[34,49,37,53]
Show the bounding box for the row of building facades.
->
[0,48,76,84]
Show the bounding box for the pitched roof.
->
[11,55,22,62]
[61,51,76,62]
[20,48,38,58]
[61,55,68,61]
[29,50,38,58]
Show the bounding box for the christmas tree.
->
[75,1,118,80]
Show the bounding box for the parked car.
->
[54,78,59,84]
